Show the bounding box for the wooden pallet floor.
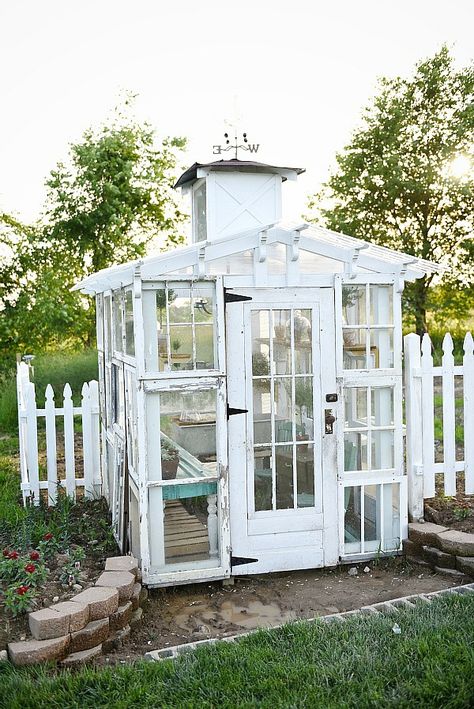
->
[164,500,210,564]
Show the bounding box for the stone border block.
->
[408,522,448,549]
[109,601,133,632]
[8,635,70,667]
[29,607,70,641]
[49,600,89,633]
[95,571,135,603]
[70,618,109,654]
[436,530,474,557]
[105,556,138,577]
[72,586,119,621]
[61,644,102,667]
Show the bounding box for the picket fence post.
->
[63,383,76,499]
[463,333,474,494]
[25,381,40,505]
[16,362,30,505]
[45,385,58,504]
[442,333,456,496]
[404,333,424,521]
[421,334,435,498]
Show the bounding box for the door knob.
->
[325,409,336,434]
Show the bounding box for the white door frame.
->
[226,287,339,575]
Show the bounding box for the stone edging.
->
[144,582,474,662]
[404,522,474,578]
[7,555,147,667]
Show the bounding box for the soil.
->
[100,557,467,665]
[425,473,474,533]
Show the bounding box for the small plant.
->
[171,338,182,353]
[59,546,86,587]
[160,436,180,479]
[453,506,470,521]
[4,584,37,617]
[38,532,60,561]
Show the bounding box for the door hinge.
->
[227,405,248,419]
[231,556,258,568]
[224,288,252,304]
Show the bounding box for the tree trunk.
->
[412,276,428,336]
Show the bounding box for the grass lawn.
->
[0,592,473,709]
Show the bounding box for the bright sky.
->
[0,0,473,225]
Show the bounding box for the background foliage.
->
[308,46,474,335]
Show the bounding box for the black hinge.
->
[231,556,258,568]
[224,288,252,304]
[227,405,248,419]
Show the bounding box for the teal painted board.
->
[162,481,217,500]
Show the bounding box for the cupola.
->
[175,158,304,243]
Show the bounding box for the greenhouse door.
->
[226,288,339,574]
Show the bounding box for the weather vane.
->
[213,130,259,159]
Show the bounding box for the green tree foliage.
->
[0,103,187,367]
[308,47,474,334]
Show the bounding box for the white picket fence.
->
[405,332,474,520]
[16,362,101,506]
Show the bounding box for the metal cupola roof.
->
[174,158,305,189]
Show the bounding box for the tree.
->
[44,101,187,272]
[307,47,474,334]
[0,102,188,363]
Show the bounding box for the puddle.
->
[175,598,296,632]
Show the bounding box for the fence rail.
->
[16,362,101,506]
[405,332,474,520]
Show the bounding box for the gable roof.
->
[73,221,444,295]
[174,159,305,188]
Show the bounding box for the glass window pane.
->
[371,430,395,469]
[113,291,122,352]
[275,445,294,509]
[299,250,344,274]
[294,310,312,374]
[254,447,272,511]
[384,484,401,551]
[370,329,394,368]
[344,432,368,471]
[159,389,217,479]
[273,310,291,375]
[371,387,394,426]
[252,311,270,376]
[253,379,271,445]
[364,485,379,547]
[112,364,124,429]
[275,378,293,443]
[207,250,254,275]
[297,442,314,507]
[342,285,366,326]
[344,486,361,552]
[370,285,393,325]
[169,325,193,370]
[104,295,112,360]
[193,181,207,243]
[193,287,214,324]
[169,288,192,323]
[195,325,215,369]
[125,290,135,356]
[163,490,218,566]
[295,377,314,441]
[344,388,368,428]
[343,329,367,369]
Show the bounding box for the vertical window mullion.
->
[269,310,276,511]
[360,484,365,553]
[290,310,297,509]
[191,284,197,369]
[365,284,370,369]
[380,483,385,551]
[165,285,171,370]
[367,386,372,472]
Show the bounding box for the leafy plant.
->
[171,339,182,353]
[160,436,179,462]
[3,584,37,617]
[59,546,86,587]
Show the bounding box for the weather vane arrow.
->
[213,131,259,159]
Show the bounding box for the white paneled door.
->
[226,288,339,574]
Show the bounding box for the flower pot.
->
[162,458,179,480]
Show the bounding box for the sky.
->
[0,0,473,227]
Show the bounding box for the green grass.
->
[0,593,473,708]
[0,350,98,433]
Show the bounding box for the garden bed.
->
[425,473,474,533]
[0,498,118,652]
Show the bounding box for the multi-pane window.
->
[251,308,315,511]
[344,385,395,472]
[124,290,135,356]
[342,284,394,369]
[155,284,216,371]
[344,482,402,554]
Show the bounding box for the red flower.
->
[43,532,53,541]
[24,563,36,574]
[8,551,19,560]
[29,550,40,561]
[17,585,30,596]
[2,548,10,557]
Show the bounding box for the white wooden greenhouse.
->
[74,158,442,587]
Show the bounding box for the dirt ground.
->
[103,557,467,664]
